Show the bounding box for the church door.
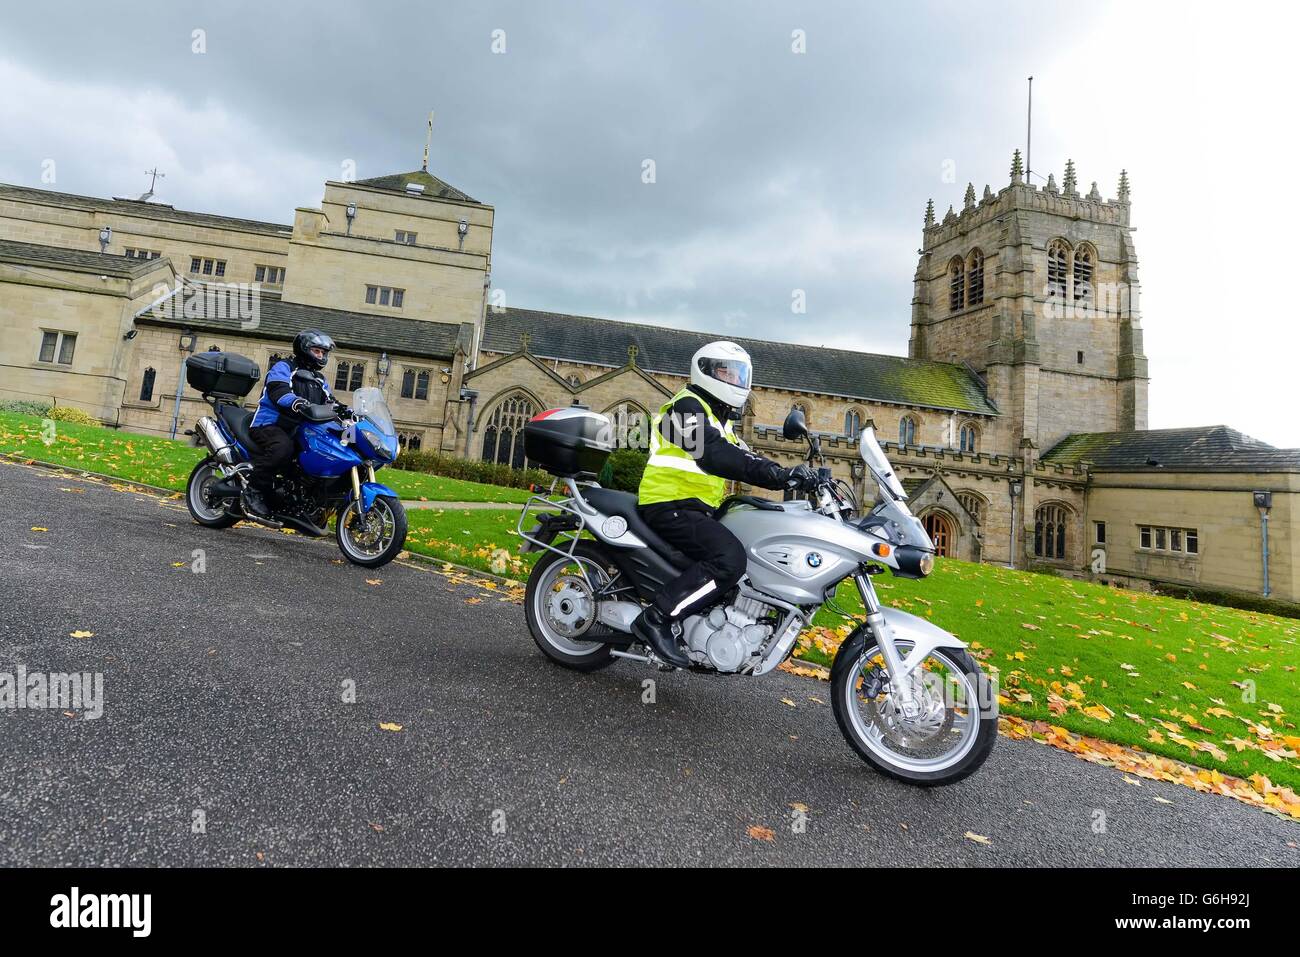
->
[923,512,954,558]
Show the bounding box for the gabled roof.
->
[351,169,480,205]
[0,182,290,236]
[481,307,998,416]
[0,238,171,280]
[135,295,469,361]
[1042,426,1300,473]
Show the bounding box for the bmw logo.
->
[806,552,823,568]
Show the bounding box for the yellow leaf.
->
[378,722,404,732]
[964,831,992,845]
[1083,704,1112,723]
[747,824,775,842]
[69,630,94,639]
[780,698,797,707]
[31,526,48,532]
[365,579,383,586]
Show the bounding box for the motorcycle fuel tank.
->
[720,503,880,605]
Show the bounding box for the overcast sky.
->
[3,1,1297,444]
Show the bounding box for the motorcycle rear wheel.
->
[524,542,621,671]
[185,460,239,529]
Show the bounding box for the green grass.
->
[405,504,1300,790]
[0,410,528,503]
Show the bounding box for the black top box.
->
[523,406,614,477]
[185,351,261,398]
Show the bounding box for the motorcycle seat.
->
[581,487,689,568]
[217,403,261,455]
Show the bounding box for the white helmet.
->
[690,340,752,410]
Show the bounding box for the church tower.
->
[908,153,1147,455]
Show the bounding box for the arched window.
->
[966,248,985,307]
[948,257,965,312]
[959,421,978,453]
[1034,503,1069,560]
[1047,240,1070,300]
[139,367,156,402]
[844,408,862,440]
[566,373,582,387]
[481,393,538,468]
[398,431,423,452]
[1073,243,1094,304]
[899,415,917,446]
[604,400,649,450]
[955,491,984,526]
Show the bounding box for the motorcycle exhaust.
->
[195,416,236,464]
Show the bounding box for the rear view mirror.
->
[782,407,808,441]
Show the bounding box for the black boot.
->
[240,486,273,521]
[632,605,690,669]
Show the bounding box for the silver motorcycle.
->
[518,407,997,785]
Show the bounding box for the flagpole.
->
[1026,76,1033,184]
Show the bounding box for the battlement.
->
[921,153,1132,249]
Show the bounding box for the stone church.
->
[2,150,1297,601]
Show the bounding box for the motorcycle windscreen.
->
[858,426,907,500]
[351,387,396,437]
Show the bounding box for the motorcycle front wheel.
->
[830,625,997,786]
[336,494,407,568]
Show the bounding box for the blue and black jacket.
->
[250,360,334,429]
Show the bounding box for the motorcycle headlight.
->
[892,545,935,579]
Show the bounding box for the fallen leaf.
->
[365,579,383,586]
[964,831,992,845]
[747,824,775,842]
[69,630,94,639]
[378,722,404,732]
[780,697,797,707]
[31,527,48,532]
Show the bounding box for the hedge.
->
[392,448,551,490]
[1152,582,1300,621]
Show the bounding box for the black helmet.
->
[292,329,334,371]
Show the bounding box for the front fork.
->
[348,465,377,506]
[852,570,922,717]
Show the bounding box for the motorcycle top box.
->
[185,351,261,398]
[523,407,614,477]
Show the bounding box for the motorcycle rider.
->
[633,340,818,668]
[243,329,348,520]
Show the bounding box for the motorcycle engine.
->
[683,596,774,673]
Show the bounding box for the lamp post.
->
[1255,490,1273,598]
[1008,479,1023,569]
[170,332,196,440]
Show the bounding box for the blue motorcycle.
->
[182,352,408,568]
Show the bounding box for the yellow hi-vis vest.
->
[638,388,741,508]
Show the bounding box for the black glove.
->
[784,464,818,491]
[333,401,352,418]
[289,397,310,416]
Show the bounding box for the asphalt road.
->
[1,459,1296,866]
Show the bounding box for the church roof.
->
[482,307,998,416]
[1042,426,1300,473]
[135,295,469,361]
[0,183,291,236]
[0,238,171,279]
[351,169,480,205]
